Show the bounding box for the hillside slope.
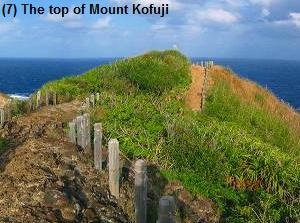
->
[0,93,10,108]
[0,51,299,222]
[0,102,134,222]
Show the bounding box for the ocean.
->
[193,58,300,110]
[0,58,115,99]
[0,58,299,110]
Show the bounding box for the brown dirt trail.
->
[0,99,219,222]
[186,65,205,111]
[0,101,131,223]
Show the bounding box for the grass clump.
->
[117,50,190,94]
[41,50,300,222]
[0,138,7,155]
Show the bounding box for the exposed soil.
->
[0,99,219,222]
[0,102,131,222]
[186,65,205,111]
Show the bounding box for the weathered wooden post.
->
[36,91,41,109]
[96,93,100,102]
[108,139,120,198]
[81,114,87,149]
[135,159,147,223]
[69,121,76,144]
[45,91,50,106]
[0,109,4,127]
[86,97,90,109]
[76,116,84,148]
[201,68,208,110]
[157,196,176,223]
[53,92,57,106]
[90,94,95,108]
[83,113,91,150]
[28,100,33,113]
[94,123,103,170]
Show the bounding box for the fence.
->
[197,61,214,110]
[0,90,60,129]
[0,101,12,128]
[68,93,177,223]
[1,87,194,221]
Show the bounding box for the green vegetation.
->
[0,138,7,154]
[41,50,300,222]
[9,100,31,117]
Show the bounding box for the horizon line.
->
[0,56,299,62]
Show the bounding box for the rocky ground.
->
[0,98,219,222]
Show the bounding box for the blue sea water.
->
[193,58,300,110]
[0,58,299,110]
[0,58,115,98]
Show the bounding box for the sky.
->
[0,0,299,59]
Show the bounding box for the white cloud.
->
[262,8,270,17]
[113,0,182,11]
[249,0,278,7]
[92,17,112,29]
[151,21,168,31]
[225,0,250,7]
[290,13,300,27]
[0,19,18,34]
[274,12,300,28]
[44,10,83,28]
[195,8,238,24]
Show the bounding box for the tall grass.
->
[40,50,300,222]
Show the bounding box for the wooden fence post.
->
[90,94,95,108]
[36,91,41,109]
[108,139,120,198]
[28,100,33,113]
[135,159,147,223]
[76,116,84,148]
[45,91,50,106]
[201,67,209,110]
[0,109,4,127]
[94,123,103,170]
[81,114,87,149]
[96,93,100,102]
[53,92,57,106]
[69,121,76,144]
[157,196,176,223]
[86,97,90,109]
[83,113,91,150]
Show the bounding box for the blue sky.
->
[0,0,299,59]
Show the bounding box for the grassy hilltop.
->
[39,51,300,222]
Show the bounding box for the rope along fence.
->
[69,93,176,223]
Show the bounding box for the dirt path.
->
[0,102,131,223]
[186,65,205,111]
[0,96,219,223]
